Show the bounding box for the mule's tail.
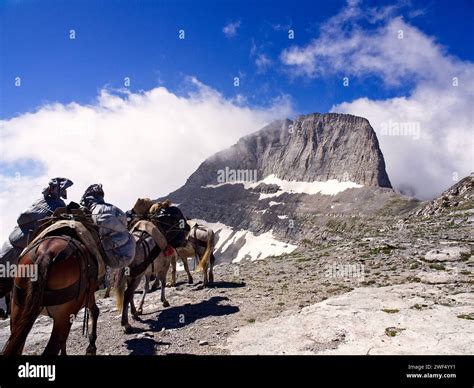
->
[3,251,52,355]
[115,268,126,312]
[197,231,214,272]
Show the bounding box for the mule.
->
[115,205,188,333]
[3,232,100,355]
[169,221,216,287]
[135,249,179,314]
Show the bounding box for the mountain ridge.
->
[183,112,392,189]
[160,112,410,263]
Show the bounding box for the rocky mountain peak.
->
[185,112,392,189]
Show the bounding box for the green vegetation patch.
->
[457,313,474,320]
[429,263,446,271]
[385,327,406,337]
[382,308,400,314]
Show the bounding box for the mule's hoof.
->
[137,308,143,315]
[195,284,204,290]
[86,346,97,355]
[162,301,170,308]
[132,313,139,320]
[188,278,194,284]
[122,324,133,334]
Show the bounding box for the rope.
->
[152,216,185,235]
[82,294,89,338]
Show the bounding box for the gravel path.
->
[0,214,472,355]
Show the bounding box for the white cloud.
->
[255,53,272,73]
[223,21,241,38]
[250,40,273,73]
[281,13,444,85]
[0,79,293,241]
[281,0,474,199]
[332,81,473,199]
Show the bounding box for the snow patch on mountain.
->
[193,219,297,263]
[204,174,363,199]
[269,201,284,207]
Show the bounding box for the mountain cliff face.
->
[163,113,413,263]
[185,113,392,188]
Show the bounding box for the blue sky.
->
[1,0,473,119]
[0,0,473,239]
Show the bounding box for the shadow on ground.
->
[124,337,171,355]
[139,296,239,332]
[207,281,246,289]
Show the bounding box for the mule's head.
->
[152,206,189,248]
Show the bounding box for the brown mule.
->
[2,234,99,355]
[116,204,189,333]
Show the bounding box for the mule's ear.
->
[163,199,171,208]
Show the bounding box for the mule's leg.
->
[86,299,99,355]
[44,296,87,356]
[137,280,148,315]
[5,292,11,317]
[129,277,142,318]
[122,277,142,332]
[104,283,111,298]
[104,270,115,298]
[43,314,73,355]
[151,277,160,291]
[144,274,150,293]
[182,257,193,284]
[208,253,216,284]
[121,279,133,333]
[170,255,177,287]
[202,260,209,287]
[160,275,170,308]
[7,302,41,355]
[130,298,137,316]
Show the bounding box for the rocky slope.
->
[1,181,471,355]
[163,113,415,263]
[413,174,473,217]
[1,113,471,356]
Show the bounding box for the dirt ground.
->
[0,211,471,355]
